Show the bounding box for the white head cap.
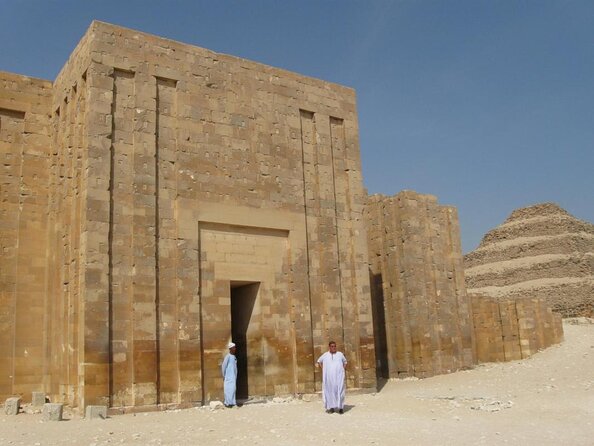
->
[228,342,236,349]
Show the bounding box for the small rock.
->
[209,401,224,410]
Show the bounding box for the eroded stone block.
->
[4,397,21,415]
[32,392,46,407]
[42,403,63,421]
[85,405,107,420]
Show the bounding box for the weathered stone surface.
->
[471,294,563,362]
[465,203,594,317]
[0,72,52,403]
[4,397,21,415]
[42,403,63,421]
[366,191,475,378]
[366,192,564,376]
[31,392,46,407]
[85,405,107,420]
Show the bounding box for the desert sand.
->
[1,321,593,446]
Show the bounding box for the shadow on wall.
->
[369,269,389,381]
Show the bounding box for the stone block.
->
[4,397,21,415]
[42,403,63,421]
[85,405,108,420]
[32,392,46,407]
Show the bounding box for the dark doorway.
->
[230,281,259,400]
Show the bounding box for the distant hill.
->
[464,203,594,317]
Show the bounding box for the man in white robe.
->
[317,341,347,414]
[221,342,237,407]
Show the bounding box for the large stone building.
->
[1,22,564,412]
[1,21,375,410]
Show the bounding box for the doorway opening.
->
[230,281,260,400]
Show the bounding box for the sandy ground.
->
[2,321,593,446]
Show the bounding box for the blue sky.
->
[2,0,592,252]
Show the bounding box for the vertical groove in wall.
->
[156,77,179,403]
[57,97,68,397]
[50,99,66,398]
[11,111,19,395]
[425,199,441,375]
[444,209,464,367]
[311,113,326,342]
[107,76,116,406]
[173,87,180,403]
[46,106,59,398]
[298,109,317,388]
[328,117,346,351]
[74,73,87,404]
[65,82,83,404]
[197,222,205,403]
[64,89,74,401]
[40,102,51,394]
[154,80,161,404]
[329,116,363,385]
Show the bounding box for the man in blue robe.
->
[221,342,237,407]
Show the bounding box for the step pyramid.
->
[464,203,594,317]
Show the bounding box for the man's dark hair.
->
[328,341,336,346]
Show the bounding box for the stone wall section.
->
[471,294,563,362]
[366,191,475,378]
[0,71,52,400]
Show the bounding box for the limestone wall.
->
[366,191,475,378]
[471,294,563,362]
[0,71,52,401]
[366,192,565,378]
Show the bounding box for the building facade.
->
[0,21,376,409]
